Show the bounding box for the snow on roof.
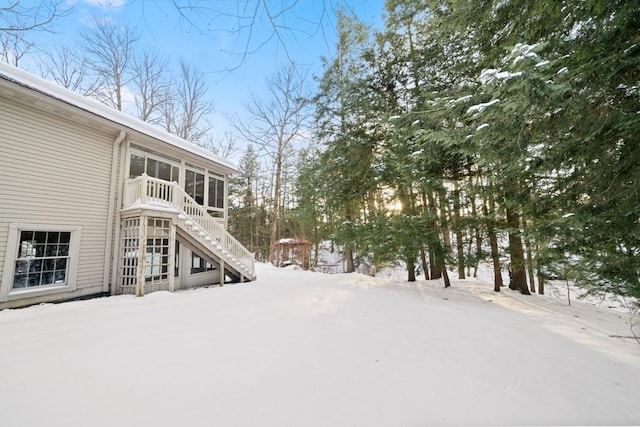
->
[0,61,238,173]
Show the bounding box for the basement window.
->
[1,223,81,301]
[13,230,72,288]
[191,253,217,274]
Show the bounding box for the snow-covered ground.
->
[1,263,639,426]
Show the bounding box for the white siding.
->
[0,95,116,307]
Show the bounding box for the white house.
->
[0,62,255,310]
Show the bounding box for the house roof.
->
[0,61,239,173]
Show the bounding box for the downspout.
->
[102,130,126,294]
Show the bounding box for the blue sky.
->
[22,0,384,152]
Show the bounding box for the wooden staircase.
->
[120,175,255,293]
[174,213,256,282]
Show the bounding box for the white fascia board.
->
[0,62,239,173]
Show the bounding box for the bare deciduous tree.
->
[82,17,140,111]
[163,60,214,143]
[155,1,347,72]
[198,132,240,160]
[0,0,70,66]
[37,44,97,95]
[231,63,311,263]
[0,1,69,32]
[131,51,170,124]
[0,29,33,65]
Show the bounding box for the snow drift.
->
[0,263,638,426]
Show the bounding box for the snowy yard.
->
[1,263,639,426]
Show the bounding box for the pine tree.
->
[313,10,380,273]
[228,145,270,261]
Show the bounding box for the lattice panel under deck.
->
[119,217,140,294]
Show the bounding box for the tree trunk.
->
[344,245,355,273]
[523,218,536,293]
[488,228,502,292]
[466,232,472,277]
[268,157,282,264]
[427,191,442,279]
[506,205,530,295]
[344,203,355,273]
[400,187,418,283]
[313,221,319,268]
[453,182,465,279]
[484,197,503,292]
[420,246,430,280]
[442,267,451,288]
[472,197,482,278]
[438,188,452,253]
[468,174,482,278]
[536,243,545,295]
[537,270,545,295]
[407,256,416,282]
[432,230,450,288]
[436,239,451,288]
[428,244,441,279]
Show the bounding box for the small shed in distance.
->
[271,238,312,270]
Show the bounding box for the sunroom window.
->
[185,167,225,215]
[129,152,179,182]
[185,169,205,205]
[208,175,225,210]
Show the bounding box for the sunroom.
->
[116,143,255,296]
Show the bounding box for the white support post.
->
[220,259,225,287]
[168,219,177,292]
[136,214,147,297]
[171,181,179,210]
[140,174,148,205]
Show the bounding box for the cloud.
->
[76,0,126,9]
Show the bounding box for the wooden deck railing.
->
[123,174,255,274]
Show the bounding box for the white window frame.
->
[207,172,226,215]
[184,166,206,205]
[128,147,181,183]
[1,223,82,302]
[184,166,227,218]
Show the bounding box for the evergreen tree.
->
[228,145,270,261]
[313,10,380,273]
[295,0,639,298]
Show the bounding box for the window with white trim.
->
[129,150,180,182]
[185,168,205,205]
[208,174,225,211]
[13,230,71,288]
[1,224,81,300]
[185,166,226,217]
[145,218,170,283]
[191,253,217,274]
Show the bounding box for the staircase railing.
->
[123,174,255,275]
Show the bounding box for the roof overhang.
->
[0,62,239,174]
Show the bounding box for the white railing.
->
[123,174,255,275]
